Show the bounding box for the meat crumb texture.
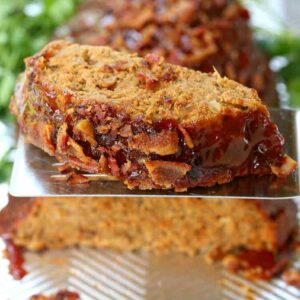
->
[10,41,296,190]
[55,0,279,107]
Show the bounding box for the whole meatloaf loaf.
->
[56,0,279,107]
[10,41,296,190]
[0,197,297,258]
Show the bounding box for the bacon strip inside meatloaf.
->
[10,41,296,190]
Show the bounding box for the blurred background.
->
[0,0,300,184]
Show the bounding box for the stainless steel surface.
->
[0,239,300,300]
[9,108,300,199]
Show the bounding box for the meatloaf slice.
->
[0,196,297,257]
[10,41,296,190]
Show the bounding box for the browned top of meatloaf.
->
[25,40,267,124]
[0,197,35,239]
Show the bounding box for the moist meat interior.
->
[0,197,297,257]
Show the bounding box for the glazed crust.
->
[10,41,295,190]
[30,290,80,300]
[0,196,297,256]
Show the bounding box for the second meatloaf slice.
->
[11,40,296,190]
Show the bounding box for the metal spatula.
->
[9,108,300,199]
